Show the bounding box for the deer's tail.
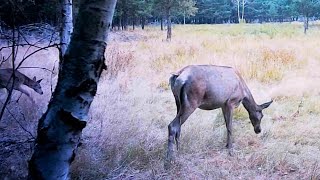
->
[169,73,181,114]
[169,73,178,91]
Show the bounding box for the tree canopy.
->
[1,0,320,28]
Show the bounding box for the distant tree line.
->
[195,0,320,24]
[1,0,320,29]
[0,0,59,27]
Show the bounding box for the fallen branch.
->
[18,66,55,74]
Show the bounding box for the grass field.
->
[1,22,320,179]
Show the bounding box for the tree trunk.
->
[183,12,186,25]
[304,16,308,34]
[123,9,128,30]
[0,17,2,35]
[122,17,124,30]
[28,0,117,179]
[160,17,163,31]
[72,0,79,26]
[237,0,240,23]
[118,17,121,30]
[141,17,145,30]
[60,0,73,57]
[241,0,245,22]
[166,7,172,41]
[133,17,135,30]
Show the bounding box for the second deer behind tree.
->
[0,68,43,101]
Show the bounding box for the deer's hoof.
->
[228,148,234,156]
[164,159,172,170]
[164,156,175,170]
[165,150,176,168]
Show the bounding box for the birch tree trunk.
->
[28,0,117,179]
[241,0,245,22]
[60,0,73,57]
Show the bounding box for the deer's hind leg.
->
[167,106,197,162]
[173,94,180,115]
[167,97,199,161]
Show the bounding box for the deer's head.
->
[32,77,43,95]
[249,100,273,134]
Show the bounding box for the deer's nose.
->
[254,127,261,134]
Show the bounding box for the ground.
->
[1,23,320,179]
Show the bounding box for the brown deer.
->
[167,65,272,161]
[0,68,43,101]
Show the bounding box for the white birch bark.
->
[60,0,73,56]
[28,0,117,179]
[241,0,245,22]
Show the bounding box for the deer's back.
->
[174,65,245,110]
[0,69,25,88]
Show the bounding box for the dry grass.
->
[1,22,320,179]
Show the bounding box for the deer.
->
[167,65,273,162]
[0,68,43,102]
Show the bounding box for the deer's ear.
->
[37,79,43,83]
[259,100,273,110]
[33,76,36,81]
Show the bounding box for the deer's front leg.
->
[16,86,34,103]
[222,104,234,154]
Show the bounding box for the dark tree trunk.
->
[141,16,145,30]
[122,17,124,30]
[0,18,2,36]
[304,16,309,34]
[123,10,128,30]
[28,0,117,179]
[133,17,135,30]
[72,0,79,26]
[166,6,172,41]
[160,17,163,31]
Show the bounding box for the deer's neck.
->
[242,86,258,114]
[17,71,33,86]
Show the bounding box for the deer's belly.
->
[198,101,223,110]
[198,90,229,110]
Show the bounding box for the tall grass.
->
[71,23,320,179]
